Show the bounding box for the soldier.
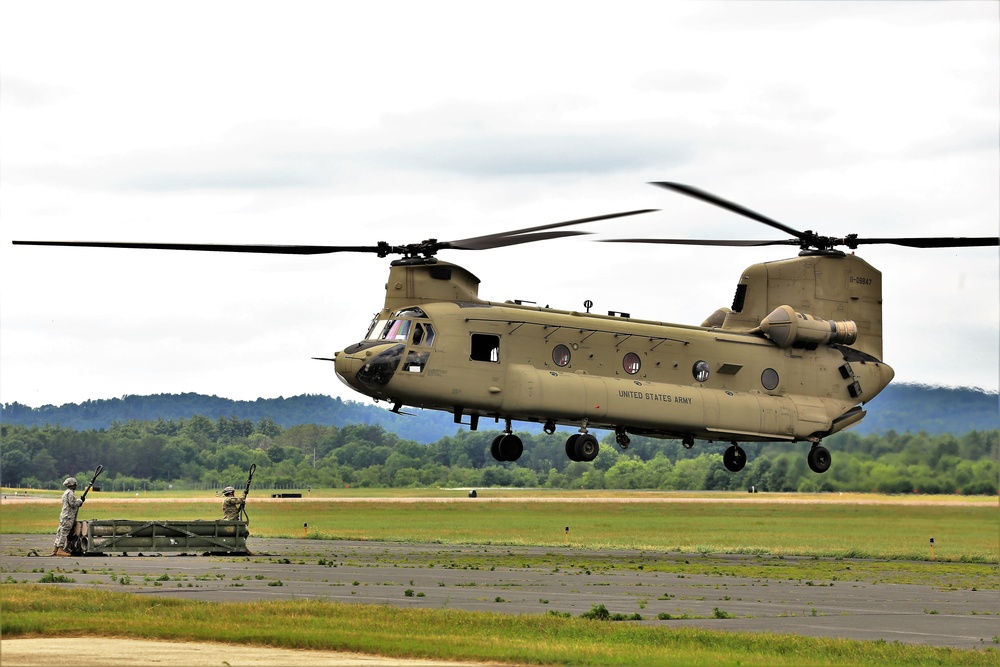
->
[52,477,84,556]
[222,486,242,521]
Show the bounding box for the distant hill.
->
[0,393,454,445]
[850,384,998,435]
[1,384,996,444]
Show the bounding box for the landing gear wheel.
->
[808,445,831,473]
[574,433,600,462]
[498,434,523,461]
[490,435,504,461]
[615,427,631,449]
[723,444,747,472]
[565,434,581,462]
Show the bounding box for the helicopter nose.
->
[334,342,405,393]
[334,350,364,390]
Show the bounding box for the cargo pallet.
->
[68,519,250,556]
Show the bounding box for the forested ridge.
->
[2,417,996,495]
[2,384,996,493]
[2,383,998,443]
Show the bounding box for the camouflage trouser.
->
[53,518,75,549]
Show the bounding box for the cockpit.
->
[335,307,437,392]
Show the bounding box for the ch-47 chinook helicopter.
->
[14,182,999,474]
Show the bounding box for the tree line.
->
[2,417,996,495]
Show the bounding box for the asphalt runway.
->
[3,534,997,654]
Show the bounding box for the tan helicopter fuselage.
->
[334,254,895,445]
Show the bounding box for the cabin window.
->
[693,360,710,383]
[471,333,500,363]
[403,350,430,373]
[552,344,571,367]
[623,352,641,374]
[761,368,779,390]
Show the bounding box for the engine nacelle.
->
[759,305,858,349]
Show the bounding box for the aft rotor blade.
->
[446,209,657,250]
[11,240,384,255]
[650,182,807,240]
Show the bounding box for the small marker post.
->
[304,522,308,538]
[929,537,935,560]
[565,525,569,546]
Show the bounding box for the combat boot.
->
[54,548,73,557]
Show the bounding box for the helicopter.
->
[14,182,999,474]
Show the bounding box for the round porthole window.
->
[761,368,779,390]
[623,352,641,374]
[693,360,710,383]
[552,344,571,367]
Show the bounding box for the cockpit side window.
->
[403,350,430,373]
[413,322,436,346]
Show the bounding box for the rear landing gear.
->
[615,426,631,450]
[807,443,831,473]
[723,443,747,472]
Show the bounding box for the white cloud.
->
[1,1,996,408]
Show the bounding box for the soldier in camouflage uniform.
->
[52,477,84,556]
[222,486,243,521]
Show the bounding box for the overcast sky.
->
[1,1,997,410]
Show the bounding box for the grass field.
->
[3,586,998,667]
[3,490,999,665]
[3,490,997,562]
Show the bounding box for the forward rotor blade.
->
[650,182,806,240]
[14,209,658,257]
[602,237,801,247]
[850,236,999,249]
[446,209,657,250]
[449,230,592,251]
[11,240,383,255]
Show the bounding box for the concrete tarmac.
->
[2,534,997,658]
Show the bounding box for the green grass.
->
[4,495,996,562]
[5,493,998,664]
[3,585,997,667]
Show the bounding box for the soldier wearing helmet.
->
[221,485,242,521]
[52,477,84,556]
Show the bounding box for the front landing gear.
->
[723,443,747,472]
[490,419,523,462]
[807,443,831,473]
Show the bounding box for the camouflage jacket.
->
[59,488,84,523]
[222,495,243,521]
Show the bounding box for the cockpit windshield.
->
[365,308,434,346]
